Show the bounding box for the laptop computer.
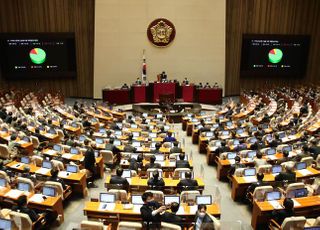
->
[265,191,281,201]
[164,195,180,205]
[244,168,256,176]
[66,164,78,173]
[196,195,212,205]
[43,186,56,197]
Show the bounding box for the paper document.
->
[35,168,50,175]
[268,200,282,210]
[62,153,73,159]
[45,150,57,155]
[244,176,257,183]
[5,189,24,199]
[98,203,115,211]
[298,169,312,176]
[176,206,185,215]
[29,194,44,203]
[58,171,69,178]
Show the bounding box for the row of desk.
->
[102,83,222,105]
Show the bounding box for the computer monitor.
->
[99,128,106,133]
[294,188,308,198]
[227,152,237,160]
[249,137,258,144]
[164,125,170,131]
[18,182,30,192]
[131,124,138,129]
[233,139,240,145]
[156,114,163,119]
[66,164,78,173]
[132,195,144,205]
[196,125,203,130]
[114,130,122,136]
[95,138,104,144]
[247,150,257,158]
[155,154,165,161]
[282,146,293,152]
[164,195,180,205]
[0,178,6,187]
[236,129,244,134]
[91,118,98,123]
[53,144,62,152]
[262,124,269,130]
[296,162,307,170]
[244,168,256,176]
[206,132,214,137]
[71,123,78,128]
[226,121,232,127]
[272,165,282,174]
[179,171,194,179]
[79,135,86,142]
[38,125,45,131]
[222,131,229,136]
[0,218,12,230]
[22,136,30,142]
[114,139,121,146]
[196,195,212,205]
[149,132,157,138]
[48,128,56,134]
[266,148,276,155]
[21,156,30,164]
[149,125,154,130]
[122,169,131,178]
[94,151,99,158]
[60,120,67,125]
[142,113,148,118]
[278,132,286,139]
[266,191,281,201]
[132,132,140,137]
[304,227,320,230]
[251,126,258,132]
[132,141,141,147]
[99,193,116,203]
[265,134,272,142]
[42,160,52,169]
[70,148,79,154]
[43,186,56,197]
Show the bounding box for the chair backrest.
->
[252,186,274,201]
[131,170,137,177]
[121,152,132,160]
[301,156,314,167]
[257,164,272,174]
[80,220,104,230]
[100,150,114,164]
[180,190,200,203]
[312,216,320,226]
[281,161,295,171]
[147,169,163,178]
[281,216,306,230]
[219,152,228,160]
[235,168,245,177]
[17,177,34,193]
[276,144,289,153]
[163,142,171,148]
[286,182,305,197]
[169,153,180,160]
[0,170,8,179]
[30,135,40,148]
[239,150,251,158]
[144,153,154,161]
[108,189,128,202]
[316,155,320,168]
[207,214,221,230]
[57,129,64,140]
[0,144,10,159]
[51,160,65,171]
[173,168,191,178]
[117,221,142,230]
[145,190,164,204]
[10,211,32,230]
[31,155,43,167]
[44,181,64,200]
[161,222,181,230]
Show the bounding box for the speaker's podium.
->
[132,84,146,103]
[152,82,176,102]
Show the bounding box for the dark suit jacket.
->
[175,160,190,168]
[275,172,296,183]
[246,180,268,195]
[272,209,295,225]
[110,175,129,189]
[170,147,182,153]
[123,145,136,153]
[140,203,161,228]
[84,151,96,172]
[194,213,214,229]
[12,205,39,222]
[177,178,198,189]
[161,212,182,227]
[147,178,165,187]
[145,162,161,170]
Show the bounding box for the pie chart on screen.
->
[268,48,283,64]
[29,48,46,64]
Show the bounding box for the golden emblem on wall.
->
[147,18,176,47]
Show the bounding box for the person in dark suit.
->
[271,198,295,225]
[194,204,214,230]
[50,169,67,190]
[110,167,129,190]
[145,155,161,170]
[170,141,182,154]
[147,170,165,189]
[268,133,281,148]
[105,138,121,164]
[129,154,143,172]
[275,163,296,183]
[217,141,230,154]
[123,135,136,153]
[151,143,162,154]
[276,150,290,164]
[309,139,320,159]
[83,148,97,188]
[177,171,198,191]
[176,153,190,168]
[140,192,166,230]
[246,173,269,200]
[34,128,47,143]
[198,119,211,133]
[12,195,39,222]
[161,202,182,227]
[228,156,245,176]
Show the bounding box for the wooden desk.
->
[231,167,320,201]
[0,133,34,154]
[105,176,204,193]
[83,202,220,226]
[251,196,320,229]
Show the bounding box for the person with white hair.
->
[275,162,296,183]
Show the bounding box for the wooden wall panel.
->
[226,0,320,96]
[0,0,94,97]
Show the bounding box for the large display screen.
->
[0,33,76,79]
[240,34,310,77]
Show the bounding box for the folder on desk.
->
[298,169,313,176]
[62,153,73,159]
[29,194,44,203]
[5,189,24,199]
[268,200,282,210]
[35,168,50,175]
[45,149,57,155]
[244,176,257,183]
[58,171,69,178]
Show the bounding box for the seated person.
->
[50,169,67,190]
[253,151,267,168]
[217,141,230,154]
[275,163,296,183]
[123,134,136,153]
[271,198,295,225]
[121,83,129,89]
[176,153,190,168]
[177,171,198,190]
[147,170,165,188]
[276,150,290,164]
[105,138,121,163]
[246,173,269,200]
[163,131,176,143]
[109,168,129,189]
[161,202,182,227]
[194,204,214,230]
[145,155,161,170]
[34,128,47,142]
[204,82,211,88]
[140,192,166,229]
[198,119,211,133]
[170,141,182,154]
[151,143,162,154]
[228,156,245,176]
[12,195,39,222]
[129,154,143,172]
[309,139,320,159]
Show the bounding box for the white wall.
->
[94,0,226,98]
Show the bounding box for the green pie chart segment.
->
[29,48,46,64]
[268,48,283,64]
